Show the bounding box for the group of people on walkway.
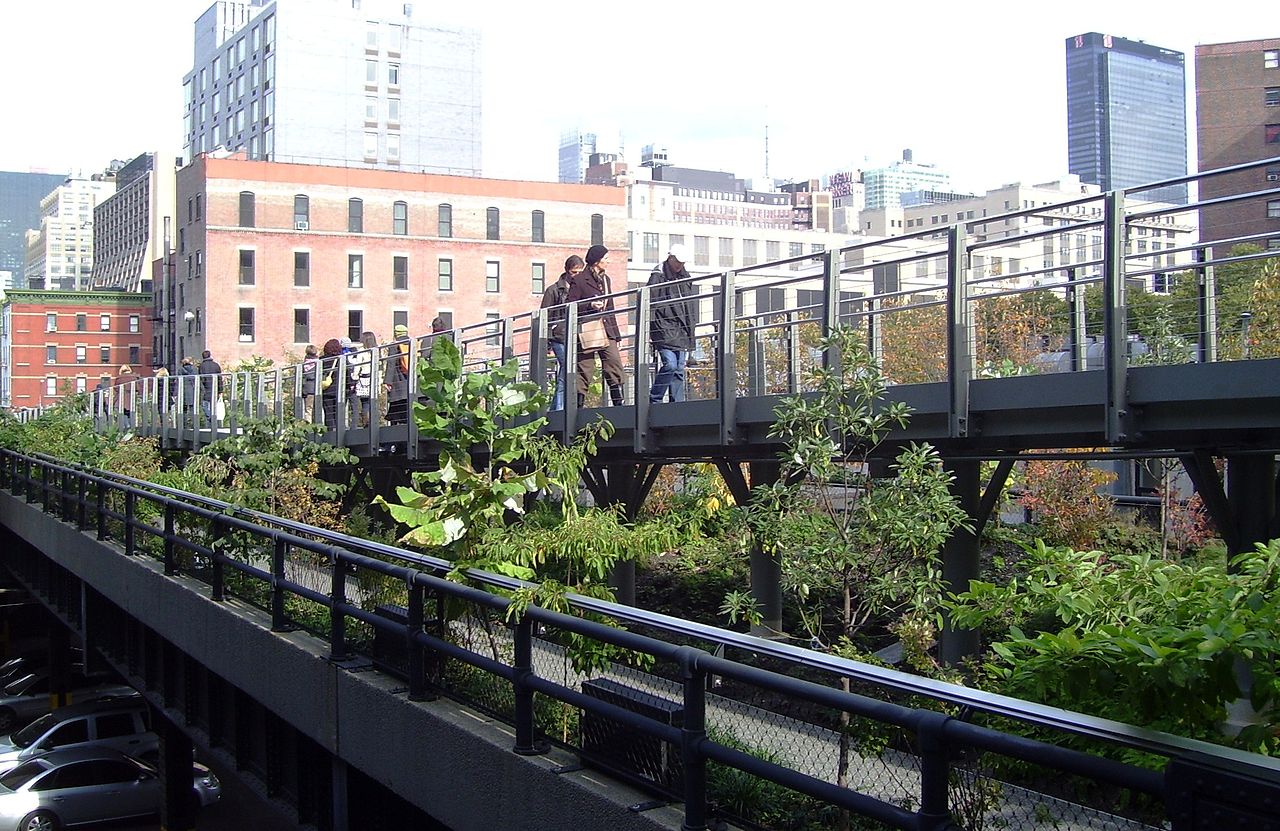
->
[539,242,696,409]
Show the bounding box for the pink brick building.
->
[167,155,626,368]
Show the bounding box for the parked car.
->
[0,746,220,830]
[0,695,156,773]
[0,671,132,734]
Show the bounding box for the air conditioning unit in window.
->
[294,221,309,230]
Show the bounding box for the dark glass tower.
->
[1066,33,1188,203]
[0,171,68,284]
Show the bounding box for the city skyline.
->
[0,0,1273,194]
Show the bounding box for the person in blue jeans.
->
[539,254,583,410]
[648,243,697,403]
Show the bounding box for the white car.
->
[0,696,156,774]
[0,746,220,831]
[0,672,132,735]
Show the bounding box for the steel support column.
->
[1226,454,1277,558]
[587,462,664,606]
[717,460,784,633]
[1195,247,1218,365]
[939,460,981,666]
[1102,190,1130,442]
[946,224,970,438]
[158,713,197,831]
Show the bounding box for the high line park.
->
[3,158,1278,830]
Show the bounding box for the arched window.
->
[293,195,309,229]
[238,191,255,227]
[590,213,604,246]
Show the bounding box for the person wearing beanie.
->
[648,243,697,403]
[539,254,584,410]
[566,244,625,407]
[384,326,412,426]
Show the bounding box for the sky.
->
[0,0,1273,193]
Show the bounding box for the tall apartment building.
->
[558,130,597,184]
[1195,38,1280,253]
[91,152,182,292]
[0,290,153,409]
[0,171,68,285]
[1066,32,1188,204]
[182,0,481,175]
[23,175,117,291]
[861,150,951,211]
[167,154,625,369]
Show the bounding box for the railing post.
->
[40,462,50,512]
[530,309,548,399]
[1102,189,1130,442]
[406,578,430,702]
[917,712,958,831]
[368,346,382,453]
[867,297,882,366]
[716,271,738,446]
[821,248,841,351]
[329,549,348,661]
[335,354,348,449]
[786,310,801,394]
[96,481,107,540]
[679,649,708,831]
[163,503,177,575]
[1196,246,1218,364]
[746,322,764,397]
[634,286,653,453]
[512,616,545,756]
[406,341,420,461]
[76,474,87,531]
[124,491,136,555]
[946,223,971,438]
[1065,267,1086,371]
[210,519,226,602]
[271,537,288,631]
[227,373,238,435]
[562,303,580,444]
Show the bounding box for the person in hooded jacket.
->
[648,243,697,403]
[565,244,624,407]
[179,357,198,424]
[539,254,584,410]
[320,338,344,428]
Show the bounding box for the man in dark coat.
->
[539,254,583,410]
[198,350,222,420]
[648,243,696,403]
[565,244,624,407]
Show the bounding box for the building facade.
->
[861,151,951,211]
[0,290,153,409]
[1066,32,1188,203]
[92,152,182,292]
[23,175,117,291]
[1195,38,1280,253]
[558,130,597,184]
[182,0,481,175]
[167,154,626,369]
[0,171,68,285]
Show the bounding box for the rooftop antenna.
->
[764,123,770,180]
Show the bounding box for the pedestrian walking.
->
[566,244,624,407]
[320,338,344,428]
[300,345,319,422]
[539,254,583,410]
[648,243,697,403]
[385,324,411,425]
[198,350,222,421]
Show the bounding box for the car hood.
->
[0,739,22,761]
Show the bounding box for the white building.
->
[23,175,117,291]
[92,152,181,292]
[862,150,951,211]
[182,0,482,175]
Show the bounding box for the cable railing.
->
[7,447,1280,831]
[84,158,1280,450]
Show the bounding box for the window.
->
[393,201,408,235]
[100,346,111,364]
[1267,87,1280,107]
[393,310,408,332]
[694,236,710,267]
[238,307,255,342]
[485,260,500,292]
[719,237,734,268]
[364,132,378,159]
[590,214,604,246]
[1266,50,1279,70]
[486,207,500,240]
[294,251,310,286]
[438,258,453,291]
[642,233,659,263]
[365,59,378,84]
[293,308,309,343]
[238,191,255,227]
[1269,200,1280,219]
[366,22,378,49]
[195,194,202,221]
[531,262,546,294]
[293,195,309,229]
[75,313,86,331]
[348,310,363,343]
[486,312,500,346]
[46,345,56,364]
[95,714,136,741]
[45,377,57,397]
[387,98,400,123]
[75,377,86,394]
[387,132,400,161]
[129,346,140,364]
[348,199,363,233]
[388,63,400,86]
[238,249,255,285]
[531,210,545,243]
[438,204,452,237]
[766,241,781,262]
[365,96,378,121]
[128,315,140,334]
[100,314,111,332]
[436,311,453,330]
[46,313,57,332]
[348,254,364,288]
[1268,167,1280,182]
[393,255,409,290]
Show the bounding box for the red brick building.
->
[1,290,153,409]
[166,155,627,369]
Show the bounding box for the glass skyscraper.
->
[1066,33,1188,204]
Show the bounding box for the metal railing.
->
[5,447,1279,830]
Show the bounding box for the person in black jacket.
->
[648,243,696,403]
[540,254,584,410]
[320,338,344,429]
[566,244,624,407]
[198,350,222,421]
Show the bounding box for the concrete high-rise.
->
[0,172,68,286]
[1066,32,1188,203]
[23,174,117,291]
[92,152,182,293]
[558,130,597,184]
[861,150,951,211]
[182,0,481,175]
[1195,38,1280,253]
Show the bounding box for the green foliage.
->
[948,538,1280,753]
[1017,458,1116,550]
[0,395,115,464]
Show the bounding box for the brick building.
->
[166,155,626,368]
[1,290,153,409]
[1196,38,1280,254]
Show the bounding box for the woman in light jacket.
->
[350,332,377,427]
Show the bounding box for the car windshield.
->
[1,674,35,696]
[10,714,57,748]
[0,760,46,791]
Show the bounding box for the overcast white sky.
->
[0,0,1273,193]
